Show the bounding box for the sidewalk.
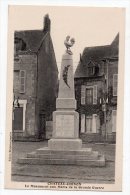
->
[11,141,115,183]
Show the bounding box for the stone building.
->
[74,34,119,143]
[13,14,58,140]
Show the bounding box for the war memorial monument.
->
[18,36,105,167]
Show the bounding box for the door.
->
[85,114,99,133]
[86,116,92,133]
[13,107,23,131]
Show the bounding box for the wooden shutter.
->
[20,70,26,93]
[81,85,86,105]
[81,114,85,133]
[113,74,118,96]
[112,110,117,132]
[96,115,100,133]
[93,85,97,104]
[92,114,97,133]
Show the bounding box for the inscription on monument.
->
[56,115,74,137]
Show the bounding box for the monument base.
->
[17,144,105,167]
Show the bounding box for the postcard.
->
[5,5,125,191]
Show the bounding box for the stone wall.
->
[13,54,37,138]
[36,33,58,136]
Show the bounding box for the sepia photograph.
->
[5,5,125,191]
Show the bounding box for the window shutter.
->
[92,114,97,133]
[81,85,86,105]
[20,70,26,93]
[113,74,118,96]
[81,114,85,133]
[96,115,100,133]
[112,110,117,132]
[93,85,97,104]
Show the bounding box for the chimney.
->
[43,14,51,33]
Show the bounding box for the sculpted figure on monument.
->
[62,64,71,88]
[64,35,75,55]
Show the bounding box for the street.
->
[11,141,115,184]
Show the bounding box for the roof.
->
[14,14,51,54]
[15,29,47,53]
[75,33,119,78]
[111,33,119,47]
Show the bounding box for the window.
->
[113,74,118,96]
[81,85,97,105]
[88,67,95,76]
[20,70,26,93]
[88,61,96,76]
[86,88,93,104]
[15,37,26,52]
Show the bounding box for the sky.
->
[9,5,124,73]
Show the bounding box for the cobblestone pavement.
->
[11,141,115,184]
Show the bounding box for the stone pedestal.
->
[18,52,105,167]
[48,111,81,149]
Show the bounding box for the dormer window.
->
[88,66,95,76]
[88,60,99,76]
[14,37,26,53]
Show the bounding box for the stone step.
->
[36,147,92,155]
[26,151,99,160]
[17,155,105,167]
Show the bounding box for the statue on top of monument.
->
[64,35,75,55]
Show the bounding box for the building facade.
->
[13,15,58,141]
[74,34,119,143]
